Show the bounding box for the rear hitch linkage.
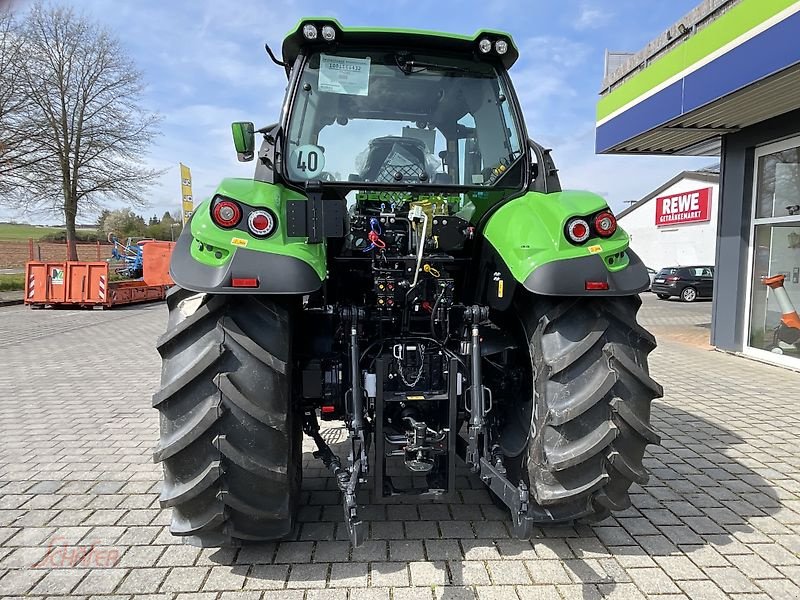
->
[303,306,369,546]
[303,409,366,546]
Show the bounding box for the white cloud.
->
[574,2,613,31]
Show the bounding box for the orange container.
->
[24,260,169,308]
[141,241,175,287]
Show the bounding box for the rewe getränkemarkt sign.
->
[654,187,712,227]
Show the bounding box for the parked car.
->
[646,267,657,290]
[651,266,714,302]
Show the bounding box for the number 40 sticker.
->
[289,144,325,180]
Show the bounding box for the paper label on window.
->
[319,54,370,96]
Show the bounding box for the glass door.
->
[745,136,800,366]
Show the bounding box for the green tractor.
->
[154,19,662,547]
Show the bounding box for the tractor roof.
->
[281,18,519,70]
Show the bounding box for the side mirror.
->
[231,122,255,162]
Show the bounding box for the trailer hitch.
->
[302,410,366,546]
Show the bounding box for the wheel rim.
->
[683,288,696,301]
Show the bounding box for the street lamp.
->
[170,222,180,241]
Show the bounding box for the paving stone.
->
[389,539,424,561]
[525,560,572,584]
[243,564,289,589]
[30,569,87,595]
[328,562,367,587]
[515,585,563,600]
[160,566,210,592]
[116,567,168,594]
[409,560,447,586]
[474,585,520,600]
[654,555,707,580]
[286,563,329,588]
[203,565,248,591]
[677,580,729,600]
[274,541,314,564]
[426,539,463,560]
[72,568,128,595]
[370,562,409,587]
[625,567,681,595]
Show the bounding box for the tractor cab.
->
[279,21,526,196]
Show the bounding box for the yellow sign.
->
[231,237,249,248]
[588,245,603,254]
[180,163,194,225]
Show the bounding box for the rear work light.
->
[211,199,242,228]
[566,217,591,244]
[594,211,617,237]
[321,25,336,41]
[302,24,318,40]
[247,209,277,238]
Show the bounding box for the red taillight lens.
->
[212,200,241,228]
[594,211,617,237]
[231,277,259,288]
[566,218,591,244]
[585,281,610,291]
[247,210,276,238]
[666,276,680,282]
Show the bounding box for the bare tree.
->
[0,6,33,195]
[10,3,162,259]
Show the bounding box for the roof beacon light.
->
[321,25,336,41]
[478,38,492,54]
[302,24,318,40]
[495,40,508,55]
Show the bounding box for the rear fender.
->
[482,190,649,297]
[170,178,326,294]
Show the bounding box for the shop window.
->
[755,147,800,219]
[748,141,800,359]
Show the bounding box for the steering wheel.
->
[318,171,336,182]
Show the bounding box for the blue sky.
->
[5,0,710,223]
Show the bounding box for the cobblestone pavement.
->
[638,293,713,349]
[1,297,799,600]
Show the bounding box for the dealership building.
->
[597,0,800,369]
[617,166,719,271]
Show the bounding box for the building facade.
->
[617,169,719,271]
[597,0,800,368]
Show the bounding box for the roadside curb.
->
[0,298,24,307]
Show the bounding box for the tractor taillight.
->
[211,200,242,228]
[566,218,591,244]
[585,281,609,291]
[247,209,277,238]
[594,211,617,237]
[231,277,259,288]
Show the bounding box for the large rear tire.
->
[500,295,662,522]
[153,287,301,546]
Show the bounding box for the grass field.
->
[0,273,24,291]
[0,223,65,241]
